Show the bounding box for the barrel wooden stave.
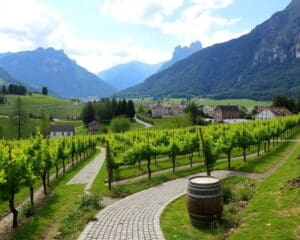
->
[186,176,223,226]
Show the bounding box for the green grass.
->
[194,98,271,108]
[214,141,296,173]
[0,94,84,119]
[90,158,116,197]
[161,177,257,240]
[8,150,99,240]
[111,143,271,182]
[0,117,42,139]
[229,146,300,239]
[133,98,271,108]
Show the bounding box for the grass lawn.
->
[7,150,100,240]
[161,177,257,240]
[160,144,300,240]
[229,146,300,240]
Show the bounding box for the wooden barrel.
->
[187,176,223,226]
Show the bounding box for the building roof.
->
[257,107,292,116]
[88,121,99,127]
[215,105,240,112]
[49,125,75,132]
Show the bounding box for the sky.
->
[0,0,291,73]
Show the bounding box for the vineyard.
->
[100,115,300,187]
[0,132,97,228]
[0,114,300,234]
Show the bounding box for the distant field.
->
[0,94,84,119]
[133,98,271,108]
[0,117,42,139]
[194,98,271,108]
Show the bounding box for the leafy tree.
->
[40,109,50,137]
[0,144,25,228]
[185,102,202,125]
[272,95,297,113]
[110,117,130,133]
[42,86,48,95]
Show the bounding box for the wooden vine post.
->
[106,140,113,190]
[199,128,210,176]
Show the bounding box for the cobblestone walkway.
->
[79,143,297,240]
[68,147,105,191]
[78,170,260,240]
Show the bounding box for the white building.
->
[255,107,292,120]
[49,125,75,138]
[151,103,185,117]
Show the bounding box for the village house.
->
[214,105,240,122]
[151,103,185,117]
[88,121,100,134]
[49,125,75,138]
[255,107,292,120]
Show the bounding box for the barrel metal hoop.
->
[187,192,223,199]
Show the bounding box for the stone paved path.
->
[68,147,105,191]
[134,115,153,128]
[78,143,297,240]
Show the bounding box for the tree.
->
[272,95,296,113]
[11,97,27,139]
[40,109,50,137]
[42,86,48,95]
[81,102,95,126]
[0,144,25,228]
[2,85,7,94]
[110,117,130,133]
[127,100,136,119]
[120,99,128,116]
[185,102,202,125]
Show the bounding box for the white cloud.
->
[99,0,246,47]
[0,0,170,73]
[100,0,184,27]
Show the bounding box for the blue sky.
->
[0,0,291,73]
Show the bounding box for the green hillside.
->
[118,1,300,100]
[0,94,84,119]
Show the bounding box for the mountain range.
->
[0,48,115,98]
[98,61,162,90]
[118,0,300,100]
[159,41,202,71]
[98,41,202,91]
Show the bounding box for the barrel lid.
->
[190,177,219,184]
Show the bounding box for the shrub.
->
[110,117,130,133]
[222,184,233,203]
[79,193,102,210]
[18,202,34,221]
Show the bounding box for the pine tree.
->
[127,100,136,119]
[81,102,95,126]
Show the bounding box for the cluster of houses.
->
[49,121,100,138]
[213,105,292,123]
[150,103,186,117]
[48,102,292,138]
